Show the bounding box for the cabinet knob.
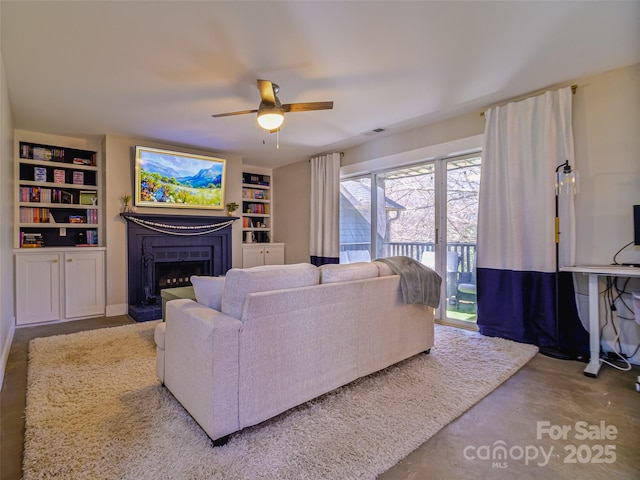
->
[67,258,72,262]
[53,259,58,263]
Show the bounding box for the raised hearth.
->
[121,213,235,321]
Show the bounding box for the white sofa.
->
[154,261,435,444]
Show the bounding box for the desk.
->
[561,265,640,377]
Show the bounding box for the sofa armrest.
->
[164,299,242,441]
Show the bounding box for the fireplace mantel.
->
[121,213,237,321]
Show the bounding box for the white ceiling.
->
[2,1,639,169]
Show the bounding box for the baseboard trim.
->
[0,318,16,391]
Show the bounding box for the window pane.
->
[340,177,372,263]
[378,163,436,261]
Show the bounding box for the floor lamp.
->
[540,160,580,360]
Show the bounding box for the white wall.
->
[572,64,640,363]
[103,135,244,316]
[0,39,15,390]
[273,159,312,264]
[573,64,640,265]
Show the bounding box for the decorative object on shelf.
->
[226,202,239,216]
[120,193,132,213]
[80,191,97,206]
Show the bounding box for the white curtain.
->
[477,87,577,346]
[310,153,341,265]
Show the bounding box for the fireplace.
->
[121,213,235,321]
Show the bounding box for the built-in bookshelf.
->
[15,139,101,248]
[242,171,271,243]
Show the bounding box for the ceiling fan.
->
[212,79,333,132]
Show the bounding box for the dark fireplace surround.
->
[121,213,234,321]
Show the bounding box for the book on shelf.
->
[73,157,92,166]
[68,215,87,224]
[21,186,40,202]
[20,143,64,161]
[242,188,267,200]
[20,207,50,223]
[72,171,84,185]
[32,146,53,161]
[75,230,98,246]
[53,169,65,184]
[86,209,98,223]
[20,187,60,203]
[34,167,47,182]
[244,203,269,214]
[20,232,44,248]
[243,173,270,186]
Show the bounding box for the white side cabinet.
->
[64,250,106,319]
[242,243,285,268]
[15,249,105,325]
[15,252,61,325]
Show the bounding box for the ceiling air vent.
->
[362,128,388,136]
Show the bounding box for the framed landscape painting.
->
[134,146,226,210]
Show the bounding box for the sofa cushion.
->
[319,262,379,284]
[221,263,320,319]
[190,275,225,310]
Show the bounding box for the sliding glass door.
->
[340,153,481,323]
[445,156,481,322]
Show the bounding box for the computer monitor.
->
[634,205,640,245]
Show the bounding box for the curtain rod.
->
[480,84,578,117]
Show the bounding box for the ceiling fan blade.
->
[282,101,334,113]
[211,109,258,118]
[257,79,276,105]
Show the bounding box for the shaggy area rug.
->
[24,322,537,480]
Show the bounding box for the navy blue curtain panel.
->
[477,268,556,346]
[477,268,588,352]
[310,256,339,267]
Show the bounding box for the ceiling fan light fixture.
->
[257,106,284,130]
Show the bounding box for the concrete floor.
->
[1,316,639,479]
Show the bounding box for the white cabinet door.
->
[263,244,285,265]
[64,250,105,318]
[243,243,285,268]
[15,252,61,325]
[243,245,266,268]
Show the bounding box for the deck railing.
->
[340,242,477,274]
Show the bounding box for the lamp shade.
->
[555,161,578,196]
[257,106,284,130]
[556,169,578,196]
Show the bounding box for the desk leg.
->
[584,273,602,377]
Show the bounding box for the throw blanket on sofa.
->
[375,256,442,308]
